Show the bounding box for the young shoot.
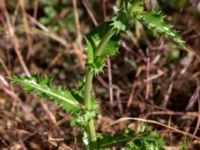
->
[9,0,184,149]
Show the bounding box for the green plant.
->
[180,138,187,150]
[9,0,184,149]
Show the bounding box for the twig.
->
[33,0,39,19]
[72,0,84,69]
[19,139,27,150]
[28,15,49,32]
[72,0,82,44]
[0,54,10,75]
[19,0,34,59]
[145,50,151,100]
[102,0,107,21]
[96,76,123,92]
[31,27,67,47]
[72,43,85,69]
[146,110,200,118]
[116,88,123,114]
[12,1,20,24]
[193,86,200,136]
[3,7,30,76]
[162,81,174,108]
[127,81,141,108]
[81,0,98,26]
[186,86,200,110]
[40,100,56,124]
[106,58,114,106]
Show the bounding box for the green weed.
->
[9,0,184,149]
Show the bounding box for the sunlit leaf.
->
[9,74,82,113]
[85,23,120,73]
[140,11,184,45]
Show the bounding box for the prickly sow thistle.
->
[9,0,184,149]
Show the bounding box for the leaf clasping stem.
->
[83,28,117,142]
[95,28,116,56]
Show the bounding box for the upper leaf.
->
[140,11,184,45]
[9,74,82,113]
[118,0,184,45]
[85,0,185,75]
[85,23,120,73]
[87,23,120,58]
[125,0,144,16]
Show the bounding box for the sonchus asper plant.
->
[9,0,184,149]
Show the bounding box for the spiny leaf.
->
[9,74,82,113]
[89,125,164,150]
[111,9,131,33]
[85,23,120,73]
[123,125,164,150]
[110,0,143,33]
[115,0,184,45]
[73,80,85,97]
[85,0,185,75]
[125,0,144,15]
[139,10,184,45]
[99,34,120,57]
[85,36,94,65]
[87,23,120,58]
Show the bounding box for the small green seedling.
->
[10,0,184,149]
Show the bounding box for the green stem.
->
[83,28,116,142]
[95,28,116,56]
[84,68,97,142]
[84,70,93,108]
